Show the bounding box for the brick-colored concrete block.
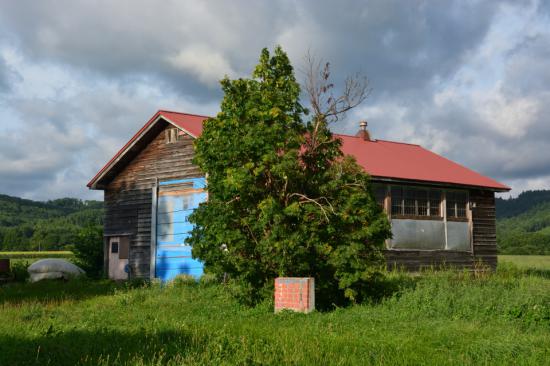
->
[274,277,315,313]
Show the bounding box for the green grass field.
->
[499,255,550,270]
[0,261,549,365]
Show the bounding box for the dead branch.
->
[303,51,371,125]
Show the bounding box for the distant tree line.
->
[0,185,548,257]
[0,195,103,251]
[496,190,550,219]
[496,190,550,255]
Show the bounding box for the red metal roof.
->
[337,134,509,190]
[88,110,510,191]
[160,110,207,137]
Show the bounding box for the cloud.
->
[167,45,241,86]
[0,54,20,94]
[0,0,549,199]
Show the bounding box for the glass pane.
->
[429,190,441,217]
[403,188,416,215]
[446,191,468,218]
[416,189,428,216]
[456,192,468,218]
[391,187,403,215]
[373,185,386,208]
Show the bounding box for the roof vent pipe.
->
[356,120,371,141]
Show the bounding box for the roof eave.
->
[87,111,197,190]
[370,176,511,192]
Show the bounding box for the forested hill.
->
[496,190,550,255]
[0,194,103,251]
[1,190,549,254]
[496,190,550,219]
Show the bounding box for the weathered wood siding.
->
[384,189,497,271]
[102,124,498,276]
[385,250,474,271]
[104,122,202,278]
[470,189,497,269]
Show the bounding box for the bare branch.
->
[303,52,371,125]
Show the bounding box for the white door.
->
[108,237,129,280]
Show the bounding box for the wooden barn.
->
[87,110,510,280]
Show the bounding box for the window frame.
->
[380,183,473,253]
[390,186,443,220]
[445,189,470,222]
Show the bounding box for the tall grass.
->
[0,265,549,365]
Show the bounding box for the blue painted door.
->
[155,178,206,281]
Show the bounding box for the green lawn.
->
[0,264,549,365]
[499,255,550,270]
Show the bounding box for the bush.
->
[70,225,103,278]
[6,260,30,282]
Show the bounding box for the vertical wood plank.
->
[150,179,158,280]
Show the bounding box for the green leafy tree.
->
[189,47,391,306]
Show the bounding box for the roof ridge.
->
[333,133,421,147]
[158,109,212,119]
[374,139,421,147]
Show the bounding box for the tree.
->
[189,47,391,306]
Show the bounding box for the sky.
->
[0,0,549,201]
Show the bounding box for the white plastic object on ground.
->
[27,259,85,282]
[29,271,65,283]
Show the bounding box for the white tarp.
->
[28,259,85,282]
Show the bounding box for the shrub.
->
[70,225,103,278]
[10,260,30,282]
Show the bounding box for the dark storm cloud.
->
[293,0,501,96]
[0,1,298,102]
[0,1,502,100]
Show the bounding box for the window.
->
[373,185,386,208]
[388,186,471,252]
[446,191,468,219]
[429,190,441,217]
[165,128,183,143]
[391,186,403,215]
[391,186,442,218]
[111,242,119,254]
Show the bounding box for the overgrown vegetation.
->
[189,46,390,306]
[0,261,549,365]
[71,226,104,278]
[0,194,103,251]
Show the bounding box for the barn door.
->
[155,178,206,281]
[108,236,129,280]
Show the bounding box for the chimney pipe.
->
[356,120,371,141]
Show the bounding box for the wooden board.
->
[103,122,204,279]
